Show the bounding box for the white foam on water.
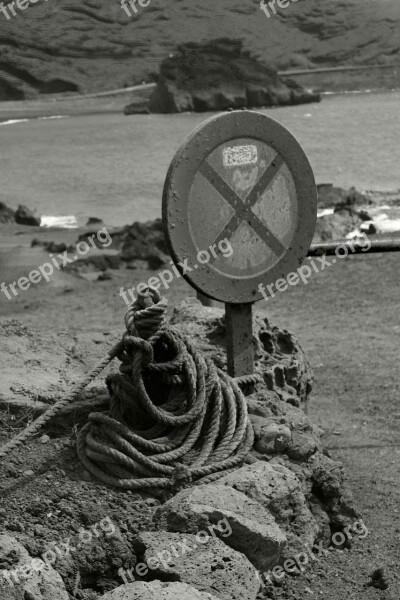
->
[317,208,335,218]
[40,215,78,229]
[0,115,67,127]
[38,115,67,121]
[0,119,29,126]
[368,218,400,233]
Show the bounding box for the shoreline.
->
[1,87,398,124]
[1,188,400,283]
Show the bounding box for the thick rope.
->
[76,288,254,490]
[0,345,122,459]
[0,288,255,491]
[235,373,263,388]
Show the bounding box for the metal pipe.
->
[308,238,400,256]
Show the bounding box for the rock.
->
[98,270,113,281]
[154,484,286,571]
[309,452,359,529]
[49,523,133,591]
[132,531,260,600]
[287,420,320,461]
[250,400,323,462]
[0,202,15,224]
[250,415,292,454]
[317,184,373,209]
[314,185,375,242]
[124,99,150,115]
[367,568,389,591]
[0,534,69,600]
[40,435,50,444]
[170,301,312,408]
[68,253,121,274]
[112,218,169,269]
[145,39,320,114]
[314,212,360,242]
[31,240,74,253]
[216,462,319,558]
[100,581,221,599]
[15,205,41,227]
[86,217,104,227]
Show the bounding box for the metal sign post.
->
[162,111,317,378]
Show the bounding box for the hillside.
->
[0,0,400,98]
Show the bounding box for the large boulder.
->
[154,484,286,570]
[216,462,319,558]
[0,534,69,600]
[15,205,41,227]
[131,531,260,600]
[0,202,15,224]
[100,581,220,600]
[142,39,320,114]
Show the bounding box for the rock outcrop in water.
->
[0,202,41,226]
[0,202,15,224]
[314,185,374,242]
[128,39,320,114]
[15,204,41,226]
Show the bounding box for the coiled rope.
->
[77,289,254,489]
[0,288,255,491]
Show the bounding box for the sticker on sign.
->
[223,144,258,167]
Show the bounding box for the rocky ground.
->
[0,0,400,99]
[0,194,399,598]
[0,296,369,600]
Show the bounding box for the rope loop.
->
[77,290,254,490]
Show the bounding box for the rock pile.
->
[314,185,374,242]
[0,302,359,600]
[97,301,357,599]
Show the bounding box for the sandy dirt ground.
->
[0,223,399,599]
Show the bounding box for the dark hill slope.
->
[0,0,399,98]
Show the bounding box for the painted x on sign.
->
[163,111,317,303]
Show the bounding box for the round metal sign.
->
[162,111,317,303]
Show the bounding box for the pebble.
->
[23,469,35,477]
[9,521,25,532]
[40,435,51,444]
[6,465,18,477]
[34,524,45,536]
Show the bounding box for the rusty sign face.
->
[162,111,317,303]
